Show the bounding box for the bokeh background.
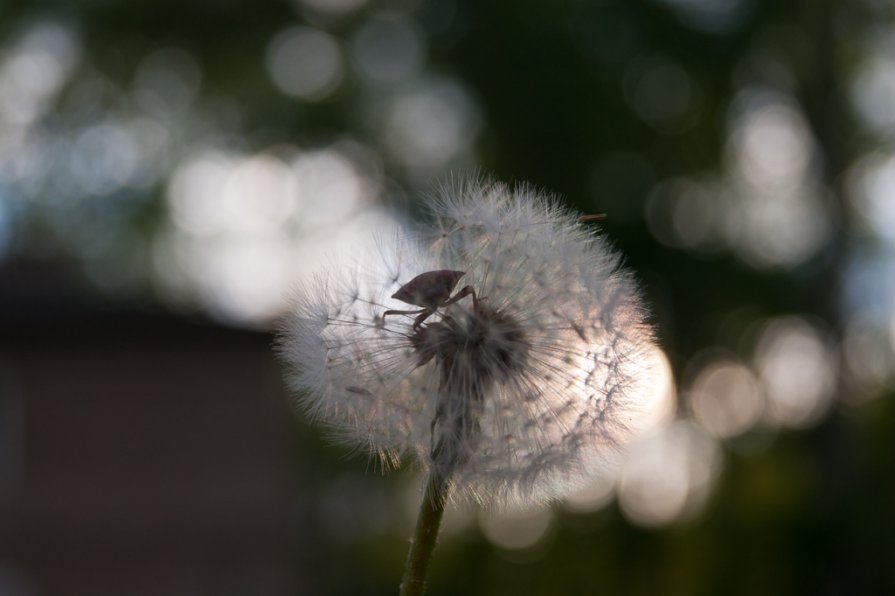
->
[1,0,894,594]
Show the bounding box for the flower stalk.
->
[399,470,450,596]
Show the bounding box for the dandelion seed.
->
[279,177,658,508]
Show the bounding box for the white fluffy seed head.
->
[278,177,658,508]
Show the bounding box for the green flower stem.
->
[399,471,450,596]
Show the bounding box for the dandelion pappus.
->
[383,269,478,329]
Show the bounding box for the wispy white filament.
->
[279,178,657,507]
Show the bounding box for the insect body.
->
[383,269,478,329]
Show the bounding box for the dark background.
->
[1,0,894,594]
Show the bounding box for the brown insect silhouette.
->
[383,269,478,329]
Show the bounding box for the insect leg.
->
[442,285,478,309]
[412,307,437,329]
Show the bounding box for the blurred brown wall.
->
[0,263,307,596]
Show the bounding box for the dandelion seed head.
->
[279,177,658,507]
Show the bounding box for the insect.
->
[383,269,478,329]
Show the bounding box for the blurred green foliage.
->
[2,0,894,593]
